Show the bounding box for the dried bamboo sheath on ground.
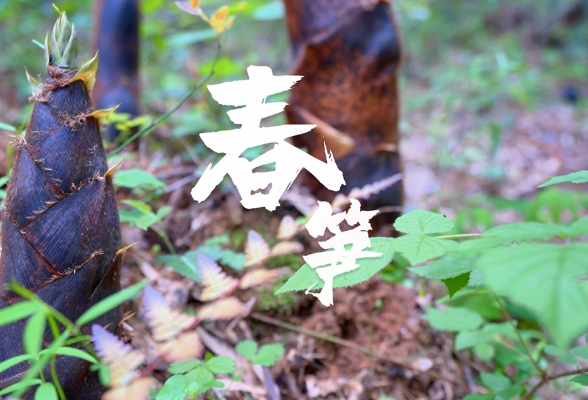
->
[284,0,404,231]
[0,13,121,399]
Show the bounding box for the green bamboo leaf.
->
[275,238,394,294]
[0,354,34,375]
[76,279,148,326]
[393,210,454,234]
[0,379,43,396]
[24,312,46,355]
[0,301,40,327]
[393,234,456,265]
[0,122,16,132]
[34,382,58,400]
[538,170,588,187]
[478,243,588,348]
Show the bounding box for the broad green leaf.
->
[570,216,588,238]
[156,374,189,400]
[462,394,495,400]
[455,237,504,253]
[34,382,57,400]
[253,343,284,366]
[409,256,476,280]
[393,235,456,265]
[570,346,588,359]
[538,170,588,187]
[455,331,491,351]
[570,373,588,386]
[115,168,166,191]
[442,273,470,298]
[473,342,495,362]
[0,354,33,375]
[468,270,484,286]
[275,238,394,294]
[424,307,483,332]
[205,356,236,374]
[480,372,510,391]
[24,312,46,355]
[0,301,39,327]
[483,222,568,241]
[497,385,523,399]
[235,340,257,362]
[393,210,454,234]
[77,280,148,326]
[169,359,202,374]
[477,243,588,348]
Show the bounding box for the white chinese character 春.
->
[191,65,345,211]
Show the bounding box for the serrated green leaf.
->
[115,168,166,191]
[393,210,454,234]
[442,273,470,298]
[205,356,236,374]
[235,340,257,362]
[409,256,476,280]
[253,343,284,366]
[483,222,568,241]
[76,279,147,326]
[424,307,483,331]
[34,382,57,400]
[156,374,189,400]
[24,312,46,355]
[480,372,511,391]
[185,366,214,387]
[393,235,456,265]
[570,373,588,386]
[468,269,484,286]
[538,170,588,187]
[0,301,40,327]
[570,216,588,238]
[275,238,394,294]
[454,237,504,253]
[168,359,202,374]
[477,243,588,348]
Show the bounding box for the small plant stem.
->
[435,234,482,240]
[523,366,588,400]
[250,312,460,385]
[492,292,545,375]
[108,40,222,158]
[50,357,66,400]
[151,226,176,255]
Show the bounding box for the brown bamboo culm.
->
[0,13,121,400]
[284,0,404,233]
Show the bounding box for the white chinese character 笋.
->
[191,65,345,211]
[304,199,381,306]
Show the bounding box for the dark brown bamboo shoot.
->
[92,0,140,142]
[0,12,121,400]
[284,0,404,232]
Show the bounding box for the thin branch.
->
[523,366,588,400]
